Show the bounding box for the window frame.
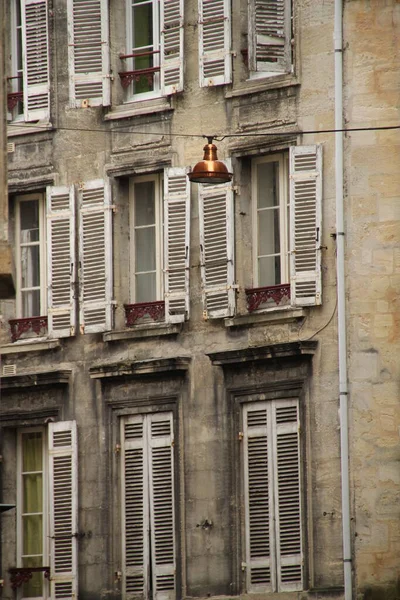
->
[15,193,47,319]
[252,153,289,289]
[9,0,24,122]
[129,173,164,304]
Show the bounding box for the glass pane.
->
[22,433,43,472]
[134,182,155,226]
[21,289,41,318]
[132,3,153,49]
[259,256,281,287]
[20,200,39,242]
[23,474,43,513]
[258,208,280,256]
[23,515,43,555]
[257,162,279,208]
[21,245,40,288]
[136,227,156,273]
[135,272,157,303]
[22,556,43,598]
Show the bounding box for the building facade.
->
[0,1,399,600]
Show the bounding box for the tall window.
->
[126,0,161,99]
[15,194,46,318]
[252,154,289,288]
[130,175,163,303]
[9,0,24,120]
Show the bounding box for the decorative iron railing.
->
[124,301,165,327]
[9,316,48,342]
[9,567,50,590]
[119,51,160,88]
[245,284,291,312]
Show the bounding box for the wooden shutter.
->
[148,413,176,600]
[164,168,190,323]
[248,0,291,74]
[78,179,113,333]
[46,186,76,338]
[289,145,322,306]
[122,415,149,600]
[199,0,232,86]
[48,421,78,600]
[67,0,110,107]
[243,403,276,593]
[199,164,235,318]
[21,0,50,121]
[160,0,184,95]
[272,400,302,592]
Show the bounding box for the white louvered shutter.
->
[243,403,276,593]
[199,164,235,318]
[46,186,76,338]
[122,415,149,600]
[48,421,78,600]
[67,0,110,107]
[21,0,50,121]
[248,0,291,74]
[78,179,113,333]
[199,0,232,86]
[160,0,184,95]
[148,413,176,600]
[272,400,303,592]
[164,168,190,322]
[289,145,322,306]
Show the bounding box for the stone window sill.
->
[104,97,173,121]
[225,74,299,99]
[225,307,305,328]
[103,322,182,342]
[0,338,61,355]
[7,122,53,137]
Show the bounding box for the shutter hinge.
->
[203,310,208,320]
[114,444,121,455]
[114,571,122,582]
[241,562,247,571]
[233,185,240,194]
[238,431,244,441]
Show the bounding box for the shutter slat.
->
[290,145,323,306]
[199,0,231,86]
[160,0,184,94]
[164,168,190,322]
[248,0,291,73]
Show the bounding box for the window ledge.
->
[104,97,173,121]
[103,322,182,342]
[90,356,191,379]
[0,369,71,389]
[225,307,306,328]
[7,122,53,137]
[0,338,61,355]
[225,74,299,99]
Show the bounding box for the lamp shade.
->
[188,139,232,184]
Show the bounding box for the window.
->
[8,0,50,122]
[248,0,292,78]
[16,422,78,600]
[121,413,176,600]
[242,399,303,593]
[15,194,46,319]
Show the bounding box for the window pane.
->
[21,289,41,318]
[258,208,280,257]
[132,3,153,49]
[134,182,155,226]
[135,272,157,302]
[257,162,279,208]
[23,515,43,555]
[22,556,43,598]
[135,227,156,273]
[22,433,43,472]
[21,245,40,288]
[20,200,40,242]
[23,474,43,513]
[259,256,281,287]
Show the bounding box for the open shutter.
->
[48,421,78,600]
[199,0,232,86]
[160,0,184,95]
[243,403,276,593]
[78,179,113,333]
[46,186,76,338]
[122,416,149,600]
[164,168,190,323]
[67,0,110,107]
[148,413,176,600]
[199,163,235,318]
[248,0,291,74]
[21,0,50,121]
[272,400,303,592]
[289,145,322,306]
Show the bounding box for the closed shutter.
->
[48,421,78,600]
[160,0,184,95]
[21,0,50,121]
[289,145,322,306]
[46,186,76,338]
[148,413,176,600]
[243,403,276,593]
[67,0,110,107]
[78,179,113,333]
[272,400,302,592]
[122,415,149,600]
[163,168,190,323]
[199,163,235,318]
[248,0,291,74]
[199,0,232,86]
